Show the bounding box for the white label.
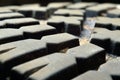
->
[81,19,96,40]
[84,19,96,29]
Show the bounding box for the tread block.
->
[4,18,39,28]
[20,24,57,39]
[11,53,77,80]
[51,16,83,22]
[0,9,13,13]
[65,16,83,22]
[107,9,120,18]
[47,2,71,8]
[33,7,49,20]
[91,28,111,52]
[111,31,120,55]
[67,43,105,74]
[64,19,81,36]
[41,33,79,53]
[16,5,40,17]
[0,12,24,21]
[99,58,120,80]
[47,17,65,33]
[21,3,40,8]
[72,70,112,80]
[17,6,49,20]
[0,39,47,78]
[86,3,116,17]
[91,28,120,55]
[47,16,81,36]
[67,2,97,9]
[17,7,33,17]
[11,55,49,80]
[95,17,120,30]
[95,17,113,30]
[0,21,6,28]
[54,9,85,17]
[0,29,23,45]
[0,6,19,11]
[47,2,71,15]
[26,53,78,80]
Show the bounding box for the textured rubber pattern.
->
[91,28,120,56]
[0,39,47,78]
[20,24,57,39]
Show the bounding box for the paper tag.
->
[81,19,96,40]
[84,19,96,29]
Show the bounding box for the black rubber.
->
[67,43,106,74]
[41,33,79,53]
[20,24,57,39]
[99,58,120,80]
[72,70,112,80]
[5,18,39,28]
[91,28,120,56]
[0,39,47,78]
